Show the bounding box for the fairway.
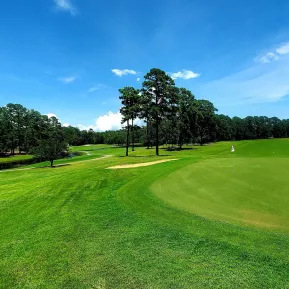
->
[1,140,289,288]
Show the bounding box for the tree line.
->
[0,104,66,166]
[118,68,289,155]
[1,68,289,160]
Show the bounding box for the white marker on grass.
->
[231,145,235,170]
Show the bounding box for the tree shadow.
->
[161,147,198,151]
[40,164,71,169]
[78,148,106,152]
[119,154,172,158]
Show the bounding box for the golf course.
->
[1,139,289,288]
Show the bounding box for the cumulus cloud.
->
[95,111,123,131]
[112,69,137,77]
[47,113,57,118]
[77,124,96,131]
[54,0,78,15]
[171,69,200,80]
[137,77,140,82]
[77,111,144,132]
[46,113,70,126]
[58,76,76,84]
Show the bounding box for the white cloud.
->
[46,113,69,125]
[77,112,122,131]
[54,0,78,15]
[77,124,96,131]
[88,87,99,93]
[137,77,140,82]
[112,69,137,77]
[256,42,289,63]
[200,53,289,104]
[77,111,144,132]
[88,84,105,93]
[200,41,289,105]
[256,52,279,63]
[58,76,76,84]
[95,111,123,131]
[47,113,57,118]
[171,69,200,80]
[276,42,289,55]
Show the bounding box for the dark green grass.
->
[1,140,289,288]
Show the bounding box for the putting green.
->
[151,157,289,231]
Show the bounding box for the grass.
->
[0,154,33,164]
[1,139,289,288]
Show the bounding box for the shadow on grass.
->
[161,147,198,151]
[75,148,106,152]
[119,154,173,158]
[40,164,71,169]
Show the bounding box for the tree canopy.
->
[1,68,289,158]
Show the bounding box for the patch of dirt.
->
[107,159,178,169]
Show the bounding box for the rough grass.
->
[0,139,289,288]
[0,154,33,164]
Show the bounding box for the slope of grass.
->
[151,157,289,231]
[0,154,33,164]
[1,140,289,288]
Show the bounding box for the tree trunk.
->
[179,136,183,150]
[50,159,54,167]
[156,118,159,156]
[146,120,149,149]
[126,120,130,156]
[132,118,134,151]
[11,137,14,155]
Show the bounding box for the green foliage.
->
[2,68,289,161]
[142,68,177,155]
[33,117,68,166]
[119,86,141,156]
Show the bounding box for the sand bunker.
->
[107,159,178,169]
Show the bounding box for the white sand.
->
[107,159,178,169]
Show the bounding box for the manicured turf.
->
[0,154,33,164]
[1,139,289,288]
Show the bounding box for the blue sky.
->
[1,0,289,131]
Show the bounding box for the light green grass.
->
[1,139,289,288]
[0,154,33,164]
[152,157,289,231]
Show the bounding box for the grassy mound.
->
[152,156,289,231]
